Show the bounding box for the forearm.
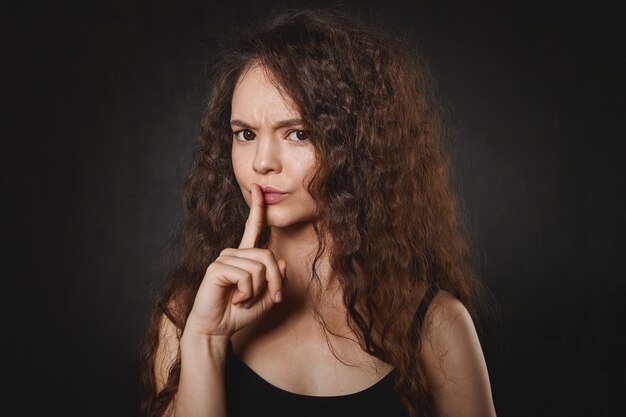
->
[175,332,230,417]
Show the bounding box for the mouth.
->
[261,191,288,205]
[251,185,288,205]
[260,185,286,194]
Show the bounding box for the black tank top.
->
[224,283,439,417]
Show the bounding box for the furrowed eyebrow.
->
[230,118,305,130]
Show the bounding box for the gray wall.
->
[6,1,624,416]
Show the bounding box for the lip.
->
[262,192,288,204]
[256,185,287,205]
[260,185,286,194]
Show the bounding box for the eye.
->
[287,130,309,142]
[233,129,256,142]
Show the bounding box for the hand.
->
[184,183,288,339]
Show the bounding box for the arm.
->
[153,184,286,417]
[154,314,230,417]
[419,291,497,417]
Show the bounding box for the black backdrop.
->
[5,1,625,416]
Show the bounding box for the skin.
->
[153,63,497,417]
[229,63,330,302]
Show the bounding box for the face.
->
[231,64,317,228]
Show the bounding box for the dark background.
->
[5,0,624,416]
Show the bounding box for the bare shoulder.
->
[419,290,478,382]
[419,290,497,417]
[427,289,469,321]
[422,290,474,345]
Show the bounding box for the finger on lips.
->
[234,183,284,304]
[238,183,263,250]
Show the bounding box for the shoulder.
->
[419,290,497,417]
[422,290,474,344]
[419,290,478,378]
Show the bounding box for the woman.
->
[140,7,497,417]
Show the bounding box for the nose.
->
[253,134,282,174]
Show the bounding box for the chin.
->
[264,209,314,229]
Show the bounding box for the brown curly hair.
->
[139,6,486,417]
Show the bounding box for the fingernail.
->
[274,291,282,303]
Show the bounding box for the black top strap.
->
[408,282,439,345]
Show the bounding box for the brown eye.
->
[287,130,309,141]
[234,129,256,141]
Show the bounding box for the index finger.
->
[238,183,265,249]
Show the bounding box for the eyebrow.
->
[230,118,305,130]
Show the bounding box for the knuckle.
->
[264,250,277,263]
[206,262,217,273]
[252,248,270,263]
[254,261,266,274]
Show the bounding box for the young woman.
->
[140,7,497,417]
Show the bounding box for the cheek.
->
[231,151,248,181]
[292,150,317,186]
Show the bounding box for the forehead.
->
[231,64,301,122]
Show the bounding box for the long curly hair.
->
[140,6,486,417]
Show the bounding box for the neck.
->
[263,222,340,310]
